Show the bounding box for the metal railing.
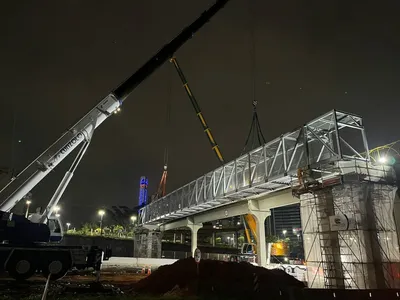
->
[139,110,369,225]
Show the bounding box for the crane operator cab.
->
[47,216,63,242]
[28,211,64,243]
[241,243,256,255]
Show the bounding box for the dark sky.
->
[1,0,400,227]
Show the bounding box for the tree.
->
[112,225,125,237]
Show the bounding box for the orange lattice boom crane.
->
[170,57,224,164]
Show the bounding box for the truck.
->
[0,0,230,281]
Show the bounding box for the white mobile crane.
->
[0,0,230,281]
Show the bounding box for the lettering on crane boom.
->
[52,132,85,165]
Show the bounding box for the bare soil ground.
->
[0,270,148,299]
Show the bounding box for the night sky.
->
[1,0,400,227]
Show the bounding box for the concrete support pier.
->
[134,226,162,258]
[301,182,400,289]
[248,199,271,267]
[187,220,203,257]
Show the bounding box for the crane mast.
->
[0,0,230,214]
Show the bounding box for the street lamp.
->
[282,230,287,238]
[98,210,105,235]
[66,222,71,231]
[25,200,32,218]
[131,215,137,227]
[55,213,60,218]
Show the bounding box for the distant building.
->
[138,176,148,207]
[270,204,302,240]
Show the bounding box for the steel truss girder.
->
[138,110,369,225]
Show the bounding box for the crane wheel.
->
[6,251,37,281]
[41,252,72,280]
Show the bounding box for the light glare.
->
[378,156,387,164]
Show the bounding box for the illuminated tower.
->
[138,176,148,206]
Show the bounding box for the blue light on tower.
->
[139,176,148,206]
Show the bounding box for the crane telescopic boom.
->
[0,0,230,213]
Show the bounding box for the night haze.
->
[1,0,400,227]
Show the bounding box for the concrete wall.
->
[62,235,246,258]
[62,234,133,257]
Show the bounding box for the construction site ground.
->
[0,268,154,299]
[0,270,201,300]
[1,259,400,300]
[0,258,303,299]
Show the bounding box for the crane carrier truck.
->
[0,0,230,281]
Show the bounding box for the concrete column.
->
[211,232,215,246]
[146,232,153,258]
[180,233,183,244]
[145,231,163,258]
[253,211,270,267]
[187,222,203,257]
[248,199,270,267]
[173,233,176,243]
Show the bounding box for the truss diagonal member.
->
[287,128,304,171]
[225,165,235,193]
[282,137,287,172]
[317,145,326,163]
[337,122,363,130]
[268,140,282,177]
[250,153,262,184]
[287,144,300,171]
[263,146,269,182]
[339,137,365,159]
[206,176,213,198]
[215,169,224,196]
[333,113,363,130]
[306,125,337,157]
[347,114,362,126]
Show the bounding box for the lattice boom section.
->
[139,110,369,225]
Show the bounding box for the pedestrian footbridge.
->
[138,109,370,226]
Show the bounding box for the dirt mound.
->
[134,258,304,298]
[134,258,198,295]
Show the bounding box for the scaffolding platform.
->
[300,162,400,289]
